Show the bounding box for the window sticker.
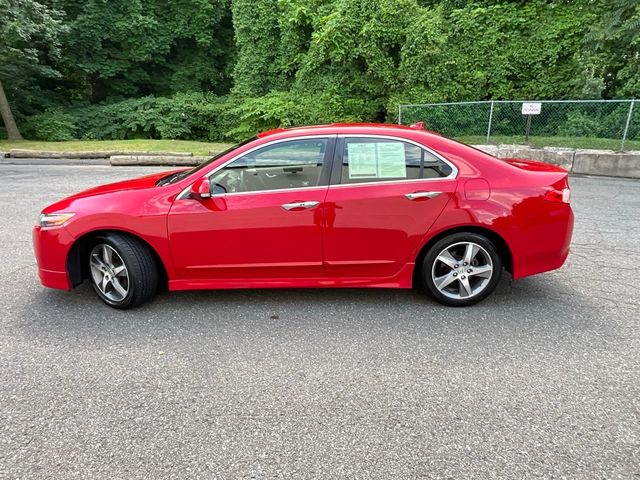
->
[348,143,378,178]
[347,141,407,179]
[376,142,406,178]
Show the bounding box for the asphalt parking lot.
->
[1,164,638,479]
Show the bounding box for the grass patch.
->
[2,136,638,155]
[457,135,640,151]
[0,139,233,156]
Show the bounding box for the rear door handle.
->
[281,201,320,211]
[405,191,442,201]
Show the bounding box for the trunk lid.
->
[502,158,568,173]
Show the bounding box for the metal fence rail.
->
[398,100,638,151]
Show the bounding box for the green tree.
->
[59,0,232,101]
[393,1,595,105]
[293,0,416,115]
[231,0,284,97]
[581,0,640,98]
[8,0,636,141]
[0,0,66,139]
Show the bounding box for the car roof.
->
[256,122,441,139]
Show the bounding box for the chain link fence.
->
[398,100,639,151]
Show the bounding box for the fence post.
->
[620,99,635,151]
[486,101,494,143]
[398,104,402,125]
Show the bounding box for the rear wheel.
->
[88,233,158,309]
[422,232,502,307]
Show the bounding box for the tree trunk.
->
[0,80,23,140]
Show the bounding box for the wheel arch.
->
[66,229,169,289]
[412,225,513,288]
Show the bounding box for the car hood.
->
[65,169,187,200]
[41,169,188,214]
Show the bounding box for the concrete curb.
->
[109,155,211,166]
[572,150,640,178]
[8,149,194,159]
[473,145,640,179]
[0,157,110,166]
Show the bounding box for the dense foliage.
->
[1,0,639,141]
[0,0,67,138]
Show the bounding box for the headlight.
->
[38,213,75,227]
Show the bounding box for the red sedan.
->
[33,123,574,309]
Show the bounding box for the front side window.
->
[341,138,452,184]
[209,138,328,194]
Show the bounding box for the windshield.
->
[186,136,257,176]
[156,136,257,186]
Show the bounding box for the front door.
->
[168,136,334,280]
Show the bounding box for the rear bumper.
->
[32,225,74,290]
[512,205,574,279]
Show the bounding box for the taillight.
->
[544,187,571,204]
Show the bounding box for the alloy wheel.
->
[431,241,494,300]
[89,244,130,303]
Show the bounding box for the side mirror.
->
[190,177,211,200]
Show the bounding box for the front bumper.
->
[32,225,75,290]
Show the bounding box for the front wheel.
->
[422,233,502,307]
[88,233,158,309]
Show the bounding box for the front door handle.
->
[405,191,442,201]
[281,201,320,211]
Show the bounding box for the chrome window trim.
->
[330,176,456,188]
[177,134,333,200]
[207,185,328,198]
[177,132,458,199]
[331,134,458,188]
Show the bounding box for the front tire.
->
[422,232,502,307]
[88,233,158,309]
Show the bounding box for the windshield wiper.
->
[156,170,191,186]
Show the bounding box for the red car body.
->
[33,123,574,298]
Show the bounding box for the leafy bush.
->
[23,109,76,141]
[558,111,605,138]
[226,91,379,141]
[19,93,637,144]
[18,91,380,142]
[66,93,230,141]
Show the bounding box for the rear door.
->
[322,135,458,278]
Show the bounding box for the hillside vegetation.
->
[1,0,638,142]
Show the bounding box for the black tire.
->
[88,233,159,309]
[422,232,502,307]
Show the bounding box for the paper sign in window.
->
[347,141,407,179]
[376,142,406,178]
[347,143,378,178]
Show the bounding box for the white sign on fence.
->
[521,102,542,115]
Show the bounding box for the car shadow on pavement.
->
[19,271,615,354]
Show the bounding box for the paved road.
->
[1,165,638,479]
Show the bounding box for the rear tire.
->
[422,232,502,307]
[88,233,158,309]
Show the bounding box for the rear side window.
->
[340,138,452,184]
